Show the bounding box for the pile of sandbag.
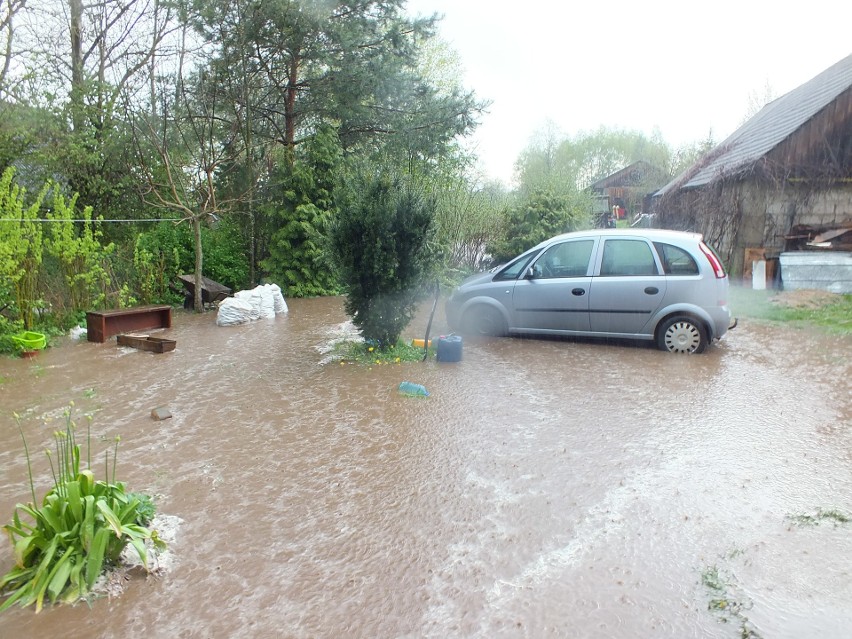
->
[216,284,289,326]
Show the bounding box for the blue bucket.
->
[436,335,463,362]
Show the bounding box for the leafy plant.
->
[0,406,163,613]
[126,493,157,527]
[0,168,50,329]
[44,189,115,315]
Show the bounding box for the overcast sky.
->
[405,0,852,185]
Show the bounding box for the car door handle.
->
[644,287,659,295]
[572,288,585,296]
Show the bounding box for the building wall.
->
[657,180,852,276]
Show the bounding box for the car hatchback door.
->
[510,238,596,333]
[588,237,667,336]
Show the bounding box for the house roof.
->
[656,52,852,196]
[589,160,657,191]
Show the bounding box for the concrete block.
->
[151,406,172,421]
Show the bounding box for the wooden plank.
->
[116,334,176,353]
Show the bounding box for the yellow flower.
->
[368,346,374,352]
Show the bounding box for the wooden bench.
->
[175,274,232,309]
[86,305,172,343]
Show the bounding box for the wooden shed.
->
[589,160,667,223]
[651,53,852,277]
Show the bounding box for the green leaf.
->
[126,537,147,568]
[78,469,94,495]
[0,580,33,612]
[116,497,141,524]
[65,561,85,602]
[0,565,35,591]
[65,481,83,522]
[32,536,59,583]
[38,500,64,535]
[85,528,109,589]
[46,551,75,603]
[17,503,42,522]
[13,534,38,568]
[32,536,60,613]
[95,499,124,537]
[81,494,95,550]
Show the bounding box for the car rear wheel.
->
[657,316,707,354]
[462,305,507,337]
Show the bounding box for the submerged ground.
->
[0,292,849,638]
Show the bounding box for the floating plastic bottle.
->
[398,381,429,397]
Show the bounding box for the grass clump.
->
[700,564,763,639]
[786,508,851,527]
[332,339,435,366]
[0,405,164,613]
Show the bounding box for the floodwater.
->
[0,296,850,639]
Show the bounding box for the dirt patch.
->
[768,289,841,309]
[92,513,182,601]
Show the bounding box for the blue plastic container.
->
[436,335,463,362]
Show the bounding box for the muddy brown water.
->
[0,296,850,638]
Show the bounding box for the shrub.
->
[0,168,49,329]
[0,406,163,613]
[330,169,437,348]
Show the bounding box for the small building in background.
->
[588,160,667,227]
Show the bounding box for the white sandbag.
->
[269,283,289,313]
[234,289,262,320]
[256,284,276,319]
[69,325,88,340]
[216,297,254,326]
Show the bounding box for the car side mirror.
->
[527,264,541,279]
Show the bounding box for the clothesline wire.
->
[0,218,181,223]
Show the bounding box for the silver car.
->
[445,229,733,353]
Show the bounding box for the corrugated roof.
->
[656,52,852,196]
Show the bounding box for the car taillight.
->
[699,241,726,278]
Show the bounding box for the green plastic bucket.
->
[11,331,47,351]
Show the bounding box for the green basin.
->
[11,331,47,350]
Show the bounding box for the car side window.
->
[599,239,659,276]
[654,242,699,275]
[535,240,594,278]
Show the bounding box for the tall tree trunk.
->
[193,215,203,312]
[68,0,84,132]
[284,50,299,162]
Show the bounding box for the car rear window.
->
[654,242,699,275]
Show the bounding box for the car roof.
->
[542,228,703,246]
